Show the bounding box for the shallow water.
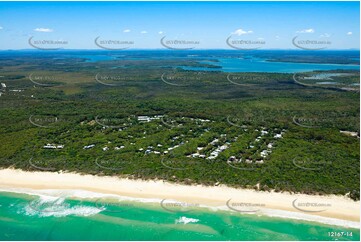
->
[180,58,360,73]
[0,190,359,241]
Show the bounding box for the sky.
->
[0,1,359,50]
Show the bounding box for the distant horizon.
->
[0,48,360,51]
[0,1,359,50]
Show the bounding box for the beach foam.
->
[23,203,103,218]
[19,194,104,218]
[175,216,200,224]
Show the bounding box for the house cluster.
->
[228,155,264,165]
[138,145,161,155]
[137,115,164,122]
[260,144,273,159]
[188,147,206,158]
[83,143,126,151]
[189,117,211,123]
[187,134,230,160]
[227,128,287,165]
[43,143,64,149]
[206,143,229,160]
[140,135,189,155]
[254,128,269,143]
[165,135,187,153]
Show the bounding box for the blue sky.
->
[0,1,359,50]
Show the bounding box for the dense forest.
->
[0,50,359,201]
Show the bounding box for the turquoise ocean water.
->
[180,58,360,73]
[0,190,359,241]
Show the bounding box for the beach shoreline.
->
[0,168,359,228]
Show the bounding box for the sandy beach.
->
[0,168,359,228]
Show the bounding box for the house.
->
[138,116,150,122]
[245,159,252,164]
[1,83,6,88]
[340,130,358,137]
[206,155,217,160]
[83,144,95,149]
[43,143,64,149]
[102,147,109,151]
[227,156,238,163]
[152,115,164,119]
[210,151,218,156]
[260,150,269,158]
[274,134,282,138]
[210,138,219,145]
[168,144,179,151]
[191,153,200,158]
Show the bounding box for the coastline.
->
[0,168,359,229]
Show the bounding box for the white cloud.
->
[275,35,280,40]
[140,30,148,34]
[257,37,264,40]
[158,31,164,34]
[347,31,353,35]
[0,26,3,30]
[232,28,253,36]
[320,33,331,38]
[296,28,315,34]
[34,28,53,32]
[123,29,131,33]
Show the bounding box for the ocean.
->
[0,190,359,241]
